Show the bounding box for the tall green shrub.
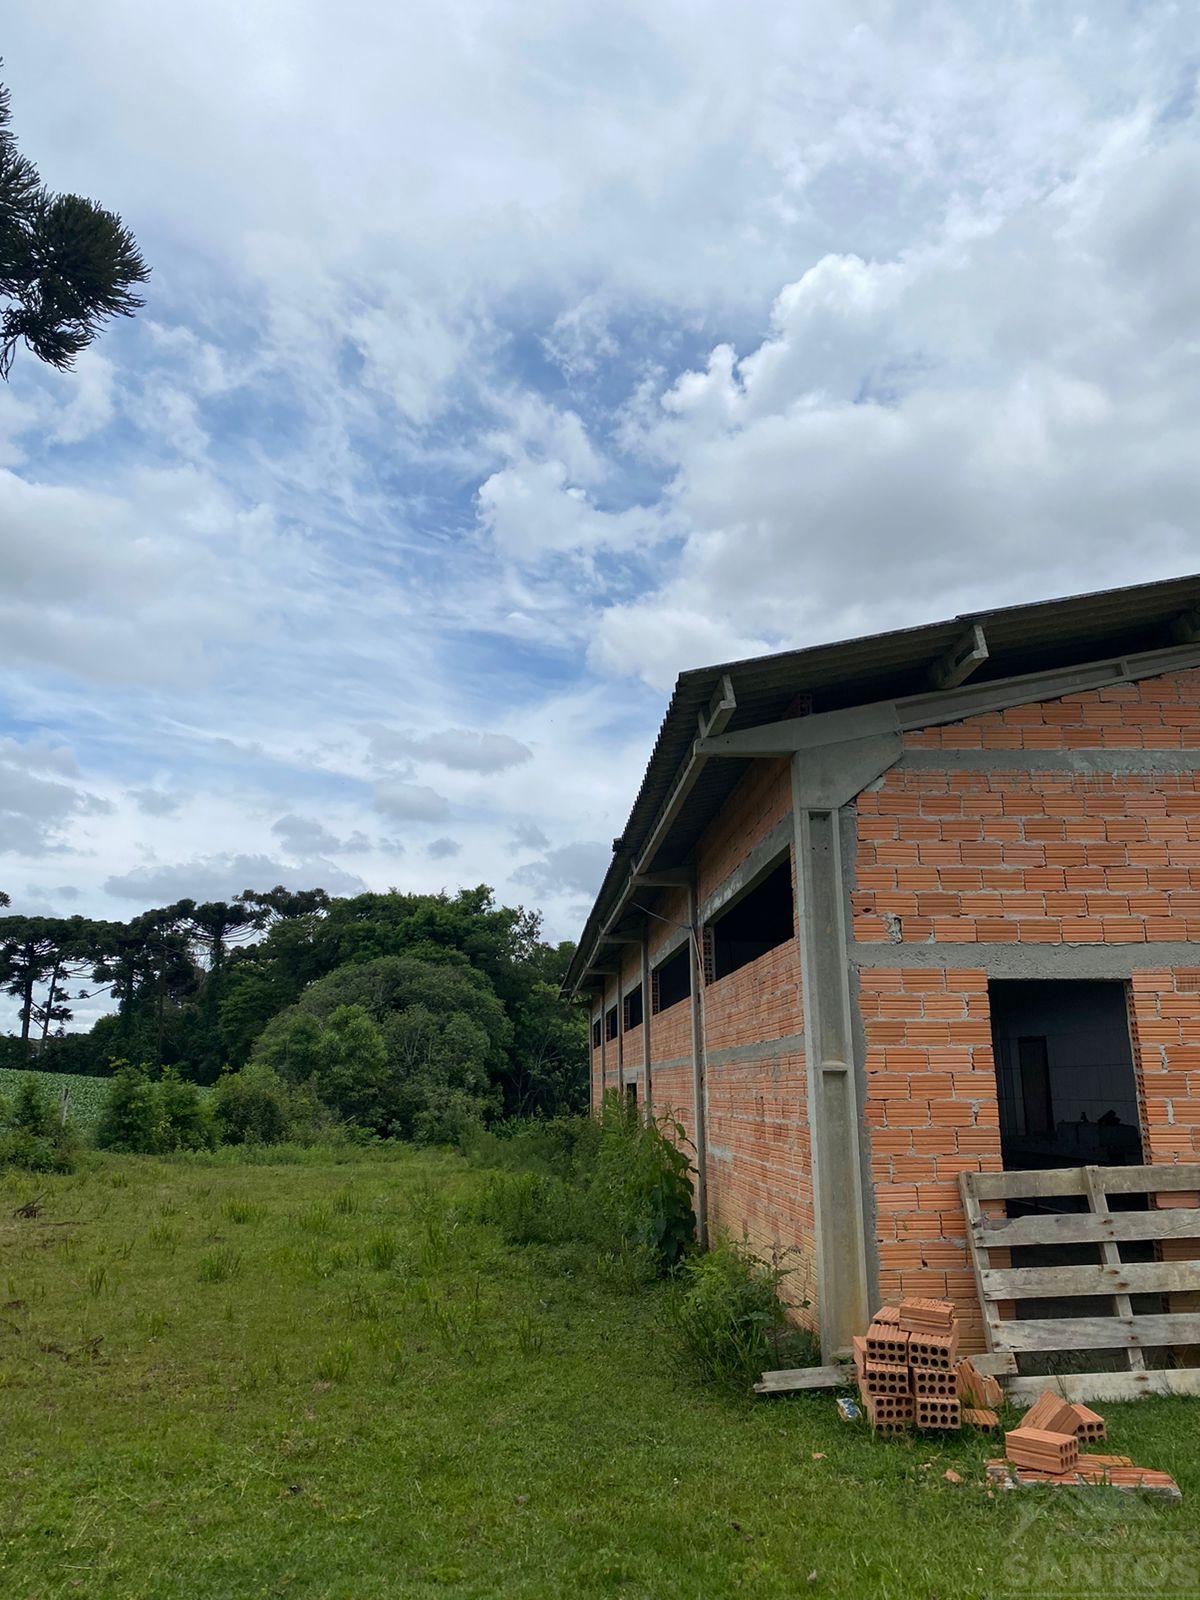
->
[666,1238,796,1387]
[590,1092,695,1271]
[211,1062,292,1145]
[94,1062,164,1153]
[158,1070,214,1151]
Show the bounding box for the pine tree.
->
[0,70,148,376]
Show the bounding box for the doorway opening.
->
[987,979,1155,1342]
[988,979,1143,1171]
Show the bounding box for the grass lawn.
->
[0,1148,1195,1600]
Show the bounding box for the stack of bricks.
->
[854,1296,966,1433]
[989,1389,1182,1499]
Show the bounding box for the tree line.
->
[0,885,587,1127]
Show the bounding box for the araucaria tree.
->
[0,70,148,376]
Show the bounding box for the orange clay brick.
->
[1005,1428,1079,1473]
[865,1321,910,1363]
[956,1358,1003,1409]
[1020,1390,1079,1436]
[897,1295,956,1333]
[1069,1403,1106,1443]
[862,1391,913,1434]
[962,1407,999,1429]
[907,1328,959,1369]
[911,1366,959,1398]
[914,1396,961,1431]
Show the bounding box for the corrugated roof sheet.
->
[566,571,1200,994]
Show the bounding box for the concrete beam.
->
[632,868,693,888]
[850,940,1200,977]
[899,747,1200,775]
[697,640,1200,760]
[698,817,792,925]
[791,733,902,810]
[929,622,988,691]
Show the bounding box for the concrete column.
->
[791,785,871,1359]
[687,875,709,1249]
[599,982,608,1104]
[616,964,625,1092]
[641,925,653,1120]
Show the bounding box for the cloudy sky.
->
[1,1,1198,954]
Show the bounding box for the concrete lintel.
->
[899,747,1200,775]
[699,816,793,926]
[632,868,692,888]
[793,732,903,810]
[850,941,1200,977]
[698,640,1200,761]
[929,622,988,691]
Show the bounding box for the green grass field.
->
[0,1148,1195,1600]
[0,1067,111,1132]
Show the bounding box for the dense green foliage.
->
[93,1063,214,1155]
[1,885,588,1143]
[0,1149,1193,1599]
[471,1093,696,1283]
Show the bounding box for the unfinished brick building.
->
[566,575,1200,1361]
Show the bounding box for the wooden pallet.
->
[959,1163,1200,1403]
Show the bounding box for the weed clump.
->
[666,1238,812,1388]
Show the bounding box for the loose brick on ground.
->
[1070,1403,1107,1442]
[1020,1390,1079,1437]
[1005,1427,1079,1473]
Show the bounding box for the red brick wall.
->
[643,885,696,1141]
[698,757,792,902]
[695,762,816,1322]
[853,669,1200,1347]
[585,758,816,1323]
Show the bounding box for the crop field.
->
[0,1147,1195,1600]
[0,1067,111,1133]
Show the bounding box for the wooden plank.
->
[1098,1164,1200,1195]
[957,1171,1008,1355]
[970,1162,1200,1203]
[976,1208,1200,1249]
[754,1363,850,1395]
[970,1168,1089,1201]
[968,1350,1018,1377]
[990,1312,1200,1353]
[1003,1368,1200,1405]
[1084,1164,1145,1374]
[981,1259,1200,1300]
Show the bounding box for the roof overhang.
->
[565,572,1200,999]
